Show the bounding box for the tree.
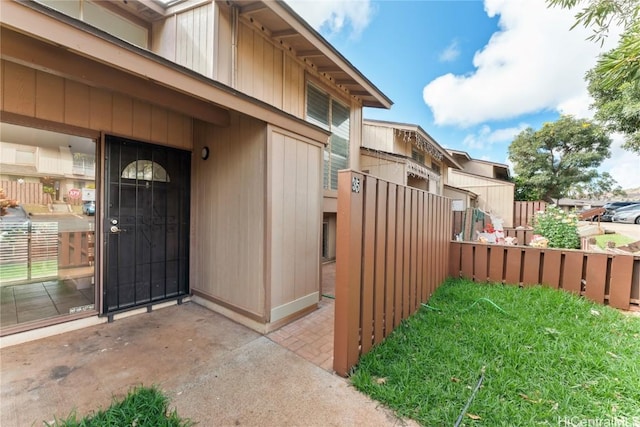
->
[587,68,640,154]
[567,171,626,199]
[547,0,640,153]
[508,115,612,203]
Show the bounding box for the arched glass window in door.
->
[121,160,170,182]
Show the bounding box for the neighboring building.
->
[359,119,461,193]
[446,150,515,227]
[0,0,390,340]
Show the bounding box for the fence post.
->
[334,170,364,377]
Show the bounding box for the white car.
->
[611,204,640,224]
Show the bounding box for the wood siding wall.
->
[448,170,515,227]
[1,60,193,149]
[268,127,322,320]
[191,115,266,317]
[334,170,452,377]
[450,242,640,310]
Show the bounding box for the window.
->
[35,0,149,48]
[306,83,350,190]
[121,160,170,182]
[411,148,425,165]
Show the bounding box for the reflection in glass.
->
[0,123,96,332]
[121,160,170,182]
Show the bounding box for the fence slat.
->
[402,188,411,319]
[522,248,541,286]
[541,250,562,289]
[609,256,633,310]
[474,244,488,282]
[360,176,376,354]
[562,252,583,295]
[449,242,461,278]
[461,244,474,280]
[488,246,504,283]
[384,184,397,337]
[505,247,522,284]
[585,253,608,304]
[374,180,387,344]
[394,188,405,327]
[410,190,418,313]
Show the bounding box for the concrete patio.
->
[1,263,416,426]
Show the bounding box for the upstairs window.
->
[306,83,350,191]
[411,148,425,165]
[36,0,149,48]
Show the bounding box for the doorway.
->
[104,136,190,314]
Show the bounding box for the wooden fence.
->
[449,241,639,310]
[1,180,46,205]
[334,170,452,377]
[514,201,546,227]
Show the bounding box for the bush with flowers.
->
[532,206,580,249]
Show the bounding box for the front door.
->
[104,136,190,314]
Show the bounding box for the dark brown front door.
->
[104,136,190,313]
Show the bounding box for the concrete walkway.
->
[1,287,416,426]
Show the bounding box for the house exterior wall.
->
[1,60,193,149]
[360,152,406,186]
[267,126,322,322]
[448,169,515,227]
[190,115,266,318]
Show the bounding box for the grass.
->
[593,233,636,249]
[351,279,640,426]
[47,386,192,427]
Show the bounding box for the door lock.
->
[110,225,123,233]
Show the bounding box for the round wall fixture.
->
[201,146,210,160]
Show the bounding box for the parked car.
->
[612,204,640,224]
[0,205,30,223]
[601,201,640,222]
[82,201,95,216]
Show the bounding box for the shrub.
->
[533,205,580,249]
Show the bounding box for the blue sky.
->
[286,0,639,190]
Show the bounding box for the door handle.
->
[110,225,126,233]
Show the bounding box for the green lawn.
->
[593,233,636,249]
[47,386,192,427]
[351,279,640,426]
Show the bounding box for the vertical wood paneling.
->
[474,244,488,282]
[270,132,285,306]
[562,252,583,295]
[64,80,90,127]
[449,242,461,279]
[609,256,633,310]
[361,176,376,354]
[409,190,418,312]
[505,247,522,284]
[541,250,562,289]
[112,93,133,136]
[394,188,404,327]
[89,87,113,131]
[384,184,397,336]
[402,188,411,318]
[522,248,541,286]
[3,61,36,116]
[461,244,474,279]
[35,71,64,122]
[374,180,387,344]
[584,253,607,304]
[151,106,169,144]
[334,171,458,376]
[488,246,504,283]
[334,171,364,377]
[132,100,152,141]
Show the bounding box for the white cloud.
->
[285,0,374,38]
[463,123,529,149]
[600,133,640,190]
[422,0,621,127]
[439,39,461,62]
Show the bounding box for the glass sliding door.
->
[0,123,96,333]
